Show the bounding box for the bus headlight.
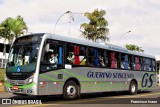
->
[27,77,33,84]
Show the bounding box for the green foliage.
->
[125,44,144,52]
[0,18,14,44]
[80,9,109,42]
[0,69,5,82]
[0,15,28,58]
[0,15,28,44]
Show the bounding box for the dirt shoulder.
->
[0,82,4,93]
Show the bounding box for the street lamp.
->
[54,11,71,34]
[118,31,131,45]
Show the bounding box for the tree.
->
[125,44,144,52]
[0,18,13,58]
[0,18,14,44]
[8,15,28,39]
[80,9,109,42]
[0,15,28,58]
[0,15,28,44]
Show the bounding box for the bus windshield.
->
[6,34,43,72]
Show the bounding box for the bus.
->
[157,61,160,85]
[4,33,157,99]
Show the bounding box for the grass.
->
[0,69,5,82]
[0,69,5,92]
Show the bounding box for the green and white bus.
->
[4,33,157,99]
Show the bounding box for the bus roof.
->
[20,33,155,59]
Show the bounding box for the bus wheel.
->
[63,81,78,100]
[129,81,137,95]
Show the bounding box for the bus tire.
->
[63,81,78,100]
[129,81,137,95]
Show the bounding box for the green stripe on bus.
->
[62,69,91,81]
[4,82,12,87]
[4,81,35,89]
[40,74,63,84]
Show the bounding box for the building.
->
[0,39,10,68]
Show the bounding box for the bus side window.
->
[104,50,108,67]
[94,49,99,66]
[143,58,152,71]
[74,46,80,65]
[135,57,140,70]
[98,49,105,67]
[66,44,86,65]
[66,44,74,64]
[140,57,143,71]
[111,52,117,68]
[88,48,95,66]
[152,59,156,71]
[79,46,86,65]
[67,52,75,64]
[106,51,111,68]
[40,41,64,72]
[148,59,152,71]
[121,54,129,69]
[128,55,132,69]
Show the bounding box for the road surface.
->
[0,87,160,107]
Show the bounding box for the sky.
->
[0,0,160,60]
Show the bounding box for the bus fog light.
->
[27,89,33,93]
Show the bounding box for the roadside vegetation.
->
[0,69,5,82]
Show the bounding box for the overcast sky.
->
[0,0,160,60]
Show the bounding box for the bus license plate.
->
[12,86,19,90]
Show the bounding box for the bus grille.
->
[10,80,25,86]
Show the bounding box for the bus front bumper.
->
[4,81,37,95]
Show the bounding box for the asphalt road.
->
[0,87,160,107]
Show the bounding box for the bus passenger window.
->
[98,49,105,67]
[143,58,152,71]
[128,55,132,69]
[79,46,86,65]
[74,46,80,65]
[88,48,95,66]
[66,44,86,65]
[111,52,117,68]
[99,56,105,67]
[106,51,111,67]
[135,57,140,70]
[152,60,156,71]
[66,44,75,64]
[67,52,75,64]
[121,54,129,69]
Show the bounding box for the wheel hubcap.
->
[67,85,76,96]
[131,84,136,92]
